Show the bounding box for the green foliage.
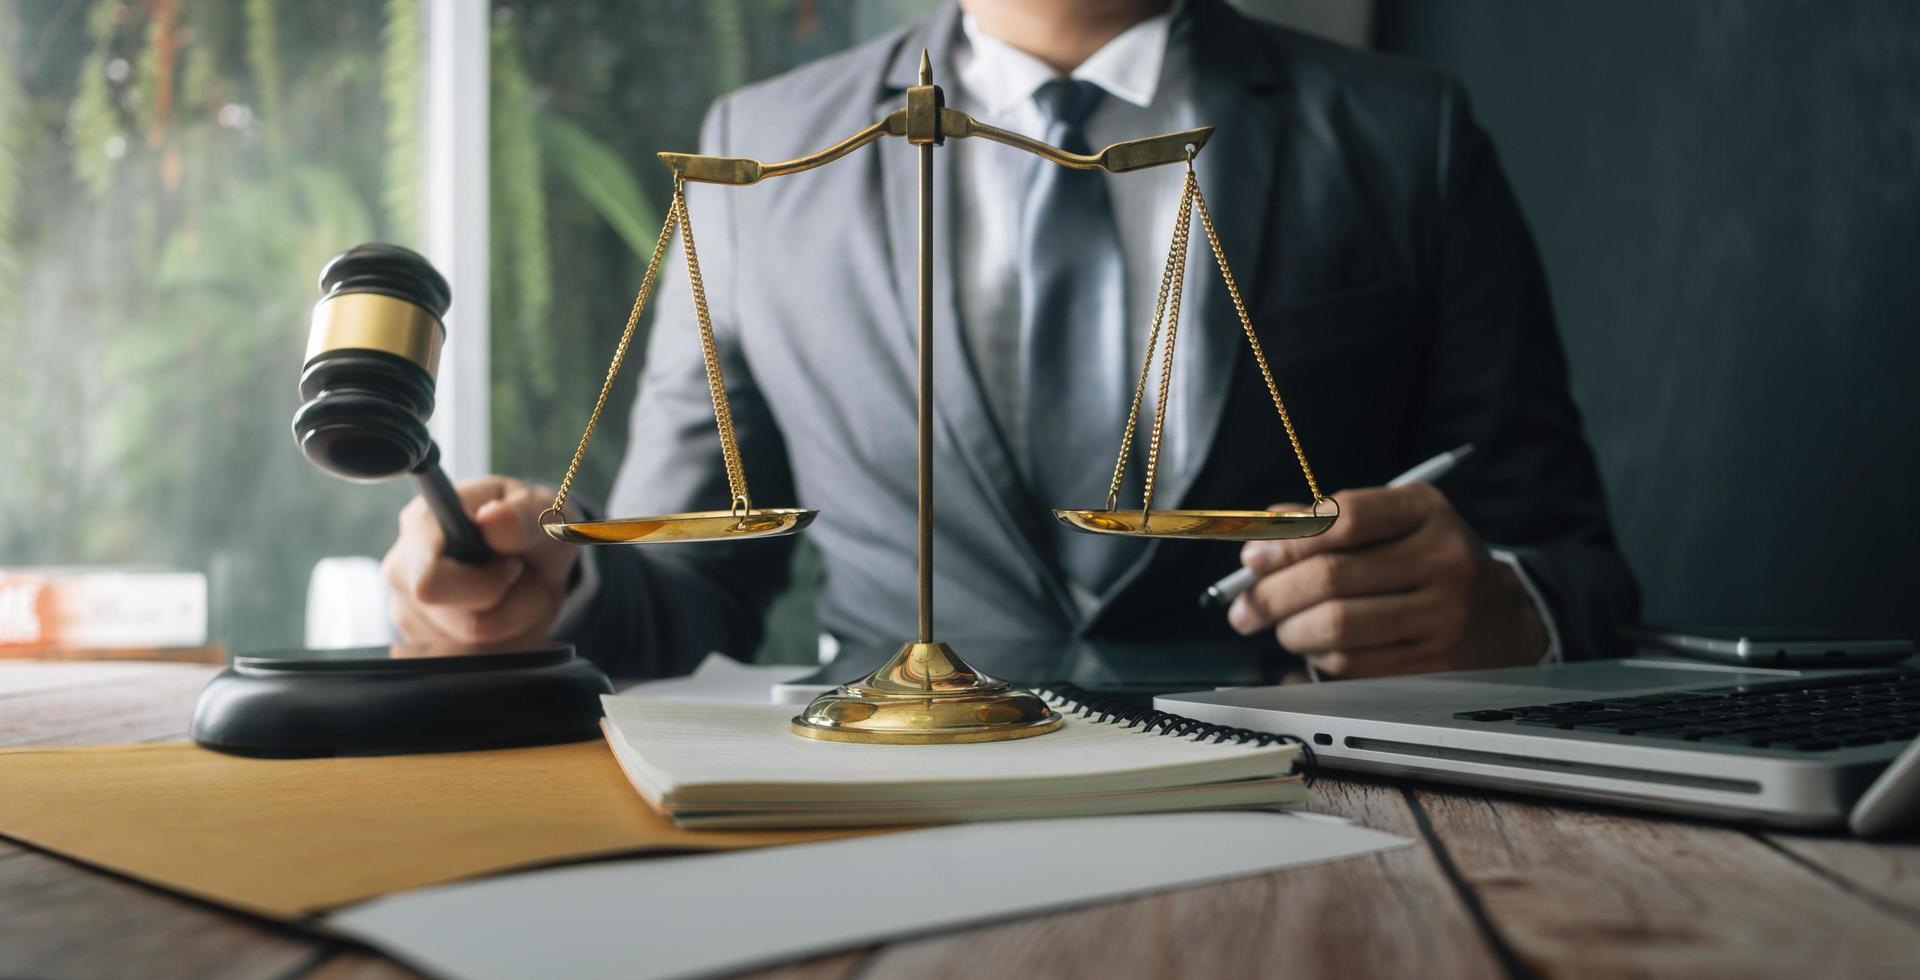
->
[540,116,660,262]
[243,0,286,159]
[2,0,939,659]
[381,0,424,243]
[65,1,124,201]
[0,6,19,312]
[0,4,24,492]
[4,1,419,650]
[488,18,556,455]
[703,0,750,95]
[129,1,168,142]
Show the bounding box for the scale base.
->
[790,641,1063,744]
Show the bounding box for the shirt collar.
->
[957,4,1178,116]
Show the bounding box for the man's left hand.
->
[1226,483,1548,678]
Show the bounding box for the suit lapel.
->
[880,6,1079,620]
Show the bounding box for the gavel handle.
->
[411,443,496,566]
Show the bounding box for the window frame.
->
[424,0,492,480]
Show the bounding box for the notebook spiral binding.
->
[1036,682,1316,784]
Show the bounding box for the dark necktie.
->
[1018,78,1145,599]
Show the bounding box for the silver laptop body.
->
[1158,659,1913,829]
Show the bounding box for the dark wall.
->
[1377,0,1920,633]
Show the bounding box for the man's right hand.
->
[381,476,579,647]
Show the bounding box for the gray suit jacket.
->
[562,0,1639,678]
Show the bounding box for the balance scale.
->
[536,52,1338,745]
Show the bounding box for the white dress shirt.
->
[947,7,1199,479]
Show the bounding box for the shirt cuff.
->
[1487,547,1563,664]
[549,546,601,640]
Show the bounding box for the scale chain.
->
[1191,179,1323,505]
[675,183,754,517]
[1105,159,1190,512]
[1102,156,1325,516]
[542,182,682,527]
[1138,170,1195,517]
[1105,165,1194,518]
[543,176,753,527]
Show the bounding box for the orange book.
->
[1,643,227,664]
[0,569,208,652]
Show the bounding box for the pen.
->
[1199,443,1475,609]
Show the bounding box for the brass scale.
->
[539,53,1337,744]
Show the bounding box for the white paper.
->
[614,652,816,703]
[327,811,1410,980]
[770,677,836,704]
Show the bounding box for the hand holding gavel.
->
[292,244,579,645]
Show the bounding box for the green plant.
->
[1,0,938,660]
[2,1,417,650]
[381,0,424,243]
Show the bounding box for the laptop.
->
[1157,658,1918,830]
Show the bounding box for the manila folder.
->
[0,741,878,919]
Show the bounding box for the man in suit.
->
[381,0,1637,680]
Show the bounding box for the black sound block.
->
[190,642,614,758]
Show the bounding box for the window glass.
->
[1,1,424,654]
[487,0,940,660]
[1,1,942,662]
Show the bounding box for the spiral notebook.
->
[599,686,1313,829]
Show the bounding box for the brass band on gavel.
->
[305,291,445,379]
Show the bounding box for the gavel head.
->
[292,244,454,482]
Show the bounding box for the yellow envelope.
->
[0,741,875,919]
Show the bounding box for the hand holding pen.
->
[1200,444,1547,681]
[1202,444,1475,608]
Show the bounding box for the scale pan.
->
[543,508,817,545]
[1053,508,1335,541]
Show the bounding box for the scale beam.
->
[658,112,1213,185]
[658,111,907,185]
[942,112,1213,173]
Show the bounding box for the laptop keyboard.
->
[1453,671,1920,752]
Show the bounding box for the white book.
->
[599,694,1309,828]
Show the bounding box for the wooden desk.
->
[4,661,1917,979]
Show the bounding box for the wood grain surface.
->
[1,661,1915,979]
